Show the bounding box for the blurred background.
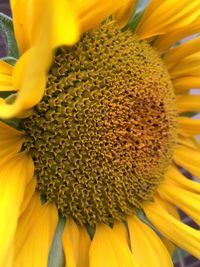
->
[0,1,199,266]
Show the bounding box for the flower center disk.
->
[22,24,177,226]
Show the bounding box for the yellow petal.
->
[0,73,15,91]
[127,216,173,267]
[0,152,34,267]
[155,195,179,256]
[77,227,91,267]
[164,36,200,69]
[0,121,24,163]
[113,221,130,247]
[144,197,200,259]
[11,0,32,53]
[0,61,15,91]
[49,0,79,48]
[0,60,13,75]
[173,77,200,94]
[174,144,200,179]
[11,0,79,53]
[166,164,200,194]
[89,224,138,267]
[159,180,200,225]
[155,17,200,51]
[19,177,37,215]
[0,0,80,119]
[170,52,200,79]
[135,0,200,39]
[178,117,200,136]
[62,218,80,267]
[113,0,136,28]
[75,0,133,33]
[14,192,58,267]
[176,95,200,113]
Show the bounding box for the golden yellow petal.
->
[14,192,58,267]
[144,197,200,259]
[173,77,200,94]
[0,0,80,119]
[0,121,24,163]
[62,218,80,267]
[164,37,200,69]
[77,227,91,267]
[112,221,130,247]
[10,0,31,53]
[113,0,136,28]
[166,164,200,194]
[19,177,37,215]
[178,117,200,136]
[0,152,33,267]
[174,144,200,178]
[170,52,200,79]
[0,61,14,90]
[127,216,173,267]
[74,0,133,33]
[89,224,138,267]
[155,17,200,51]
[159,180,200,225]
[155,196,179,256]
[135,0,200,39]
[176,95,200,113]
[0,60,13,75]
[50,0,79,47]
[0,73,15,91]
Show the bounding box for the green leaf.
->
[0,12,19,59]
[48,217,65,267]
[1,56,17,66]
[122,0,149,32]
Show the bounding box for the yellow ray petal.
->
[0,60,13,75]
[159,180,200,225]
[0,73,15,91]
[11,0,79,53]
[154,195,180,256]
[173,77,200,94]
[62,218,80,267]
[19,177,37,215]
[0,61,15,91]
[170,52,200,79]
[14,192,58,267]
[127,215,173,267]
[155,18,200,51]
[164,37,200,69]
[77,227,91,267]
[176,95,200,113]
[11,0,31,53]
[113,221,130,247]
[113,0,136,28]
[166,164,200,194]
[174,144,200,179]
[135,0,200,39]
[0,121,24,163]
[178,117,200,136]
[156,195,180,220]
[89,224,138,267]
[0,0,79,119]
[144,197,200,259]
[0,152,34,267]
[74,0,133,33]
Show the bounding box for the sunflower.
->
[1,0,200,266]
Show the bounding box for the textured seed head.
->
[22,24,177,226]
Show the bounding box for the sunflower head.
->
[1,1,200,266]
[21,23,177,226]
